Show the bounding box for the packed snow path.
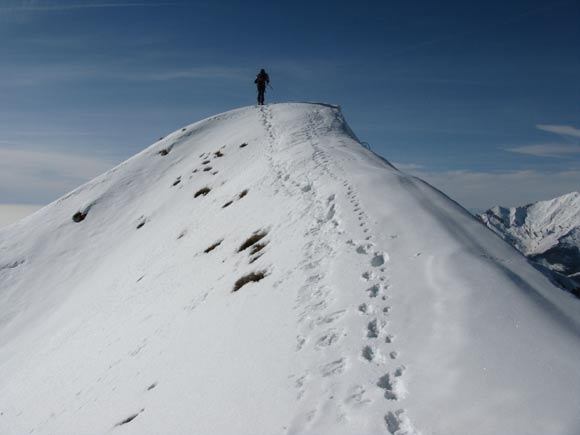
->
[1,103,580,434]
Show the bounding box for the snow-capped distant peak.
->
[479,191,580,255]
[478,192,580,294]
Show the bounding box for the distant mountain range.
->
[478,192,580,296]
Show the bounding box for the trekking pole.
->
[268,83,274,91]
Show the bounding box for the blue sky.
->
[0,0,579,212]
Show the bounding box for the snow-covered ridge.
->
[479,192,580,291]
[1,103,580,435]
[479,191,580,255]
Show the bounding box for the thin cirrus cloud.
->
[0,146,118,204]
[397,166,580,210]
[111,66,249,82]
[1,63,248,86]
[504,123,580,158]
[0,147,116,181]
[536,124,580,139]
[0,1,184,12]
[505,143,580,158]
[392,162,425,170]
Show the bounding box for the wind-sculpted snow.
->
[0,103,580,434]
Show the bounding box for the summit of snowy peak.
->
[1,103,580,435]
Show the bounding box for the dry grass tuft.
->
[204,239,223,253]
[238,230,267,252]
[250,242,266,255]
[233,271,266,292]
[249,253,263,264]
[194,187,211,198]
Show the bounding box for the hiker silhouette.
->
[254,69,270,106]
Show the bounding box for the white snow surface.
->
[479,191,580,256]
[1,103,580,435]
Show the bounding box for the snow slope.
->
[479,192,580,292]
[1,103,580,435]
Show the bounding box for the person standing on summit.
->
[254,69,270,106]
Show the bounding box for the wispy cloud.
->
[402,166,580,210]
[0,147,116,180]
[0,147,118,203]
[536,124,580,139]
[0,1,183,12]
[503,123,580,158]
[0,63,247,86]
[505,143,580,158]
[393,162,424,171]
[111,66,249,82]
